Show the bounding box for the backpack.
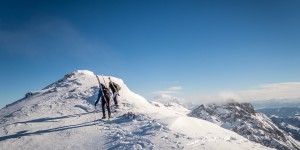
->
[113,82,121,91]
[102,87,111,98]
[100,83,110,97]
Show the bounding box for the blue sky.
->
[1,0,300,108]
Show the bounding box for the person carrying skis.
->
[108,77,121,108]
[95,83,111,119]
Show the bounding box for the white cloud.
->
[151,86,183,103]
[219,91,241,101]
[238,82,300,101]
[185,91,241,105]
[185,82,300,105]
[153,86,182,95]
[152,94,182,103]
[167,86,182,91]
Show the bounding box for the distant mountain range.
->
[188,102,300,150]
[251,98,300,110]
[256,107,300,142]
[271,115,300,141]
[256,107,300,117]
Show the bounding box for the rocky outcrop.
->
[188,102,300,150]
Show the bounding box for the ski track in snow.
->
[0,70,274,150]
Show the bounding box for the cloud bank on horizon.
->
[151,82,300,105]
[238,82,300,101]
[151,86,184,103]
[153,86,182,95]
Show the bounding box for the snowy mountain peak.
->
[0,71,276,150]
[60,70,95,81]
[71,70,95,76]
[188,102,300,150]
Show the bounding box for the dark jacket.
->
[95,84,110,106]
[109,82,120,93]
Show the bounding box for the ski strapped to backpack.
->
[101,74,108,88]
[95,75,108,107]
[102,75,115,97]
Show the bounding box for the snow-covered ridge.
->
[188,102,300,150]
[72,70,95,76]
[270,115,300,142]
[0,70,273,150]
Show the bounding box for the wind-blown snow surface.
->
[0,70,272,150]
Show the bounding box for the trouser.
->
[101,95,111,117]
[113,92,118,106]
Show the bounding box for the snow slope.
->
[0,70,273,150]
[188,103,300,150]
[271,115,300,141]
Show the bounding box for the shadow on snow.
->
[0,112,95,142]
[11,112,92,124]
